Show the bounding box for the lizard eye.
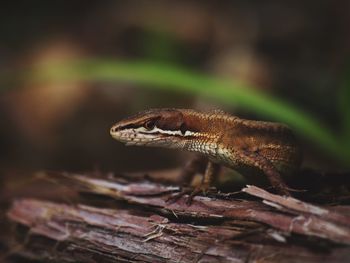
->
[144,119,156,130]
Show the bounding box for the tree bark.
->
[5,172,350,262]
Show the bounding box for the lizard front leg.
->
[186,160,221,203]
[176,155,207,185]
[167,160,220,205]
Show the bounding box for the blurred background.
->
[1,0,350,196]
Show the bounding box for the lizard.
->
[110,108,302,203]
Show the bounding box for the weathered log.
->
[6,198,350,263]
[4,172,350,262]
[47,173,350,244]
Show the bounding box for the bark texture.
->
[5,172,350,262]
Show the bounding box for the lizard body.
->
[110,108,302,199]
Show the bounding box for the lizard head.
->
[110,108,198,148]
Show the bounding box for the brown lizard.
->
[110,108,302,203]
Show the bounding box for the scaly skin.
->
[110,108,302,202]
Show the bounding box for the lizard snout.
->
[110,125,119,135]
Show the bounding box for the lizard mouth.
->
[110,128,169,145]
[110,127,188,148]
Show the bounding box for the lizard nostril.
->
[110,127,117,134]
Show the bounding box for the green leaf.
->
[339,65,350,147]
[3,59,349,163]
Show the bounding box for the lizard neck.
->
[178,109,234,160]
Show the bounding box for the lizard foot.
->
[166,184,216,205]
